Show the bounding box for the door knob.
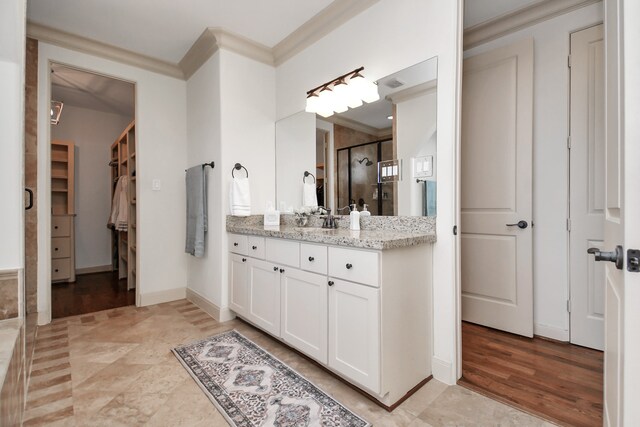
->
[506,220,528,229]
[588,245,624,270]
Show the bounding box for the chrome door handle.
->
[588,245,624,270]
[25,188,34,210]
[506,220,528,229]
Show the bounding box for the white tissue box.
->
[264,210,280,227]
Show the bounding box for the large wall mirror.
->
[275,56,438,216]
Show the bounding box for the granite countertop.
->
[226,222,436,250]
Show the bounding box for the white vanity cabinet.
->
[227,232,432,407]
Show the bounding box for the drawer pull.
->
[252,246,257,250]
[55,248,59,251]
[233,242,239,247]
[54,226,59,230]
[279,268,285,273]
[346,263,353,269]
[242,258,247,262]
[308,256,315,262]
[54,269,59,273]
[273,266,278,271]
[328,281,334,286]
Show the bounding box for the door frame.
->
[39,59,140,324]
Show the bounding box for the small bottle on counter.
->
[349,204,360,231]
[360,204,371,217]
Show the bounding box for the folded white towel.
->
[303,182,318,208]
[230,177,251,216]
[108,176,128,231]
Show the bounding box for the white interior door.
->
[569,24,605,351]
[603,0,640,425]
[461,38,534,337]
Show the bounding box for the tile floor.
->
[24,300,556,426]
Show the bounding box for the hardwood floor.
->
[51,271,135,319]
[460,321,603,427]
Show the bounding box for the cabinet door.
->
[229,254,249,316]
[248,258,281,336]
[281,268,328,364]
[328,278,380,393]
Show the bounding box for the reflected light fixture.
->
[305,67,379,118]
[50,100,64,125]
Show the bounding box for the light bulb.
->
[349,74,380,103]
[333,78,363,109]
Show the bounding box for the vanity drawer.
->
[247,236,266,260]
[52,216,71,237]
[300,243,327,275]
[266,238,300,268]
[51,237,71,259]
[228,234,248,255]
[328,247,380,287]
[51,258,71,281]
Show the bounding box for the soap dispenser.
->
[349,204,360,231]
[360,204,371,217]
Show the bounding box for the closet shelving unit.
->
[110,120,137,290]
[51,140,76,282]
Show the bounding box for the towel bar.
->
[232,163,249,178]
[185,161,215,172]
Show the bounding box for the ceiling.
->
[464,0,546,28]
[27,0,335,64]
[51,64,135,117]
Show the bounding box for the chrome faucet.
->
[322,209,338,229]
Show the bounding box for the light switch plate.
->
[413,156,433,178]
[152,179,161,191]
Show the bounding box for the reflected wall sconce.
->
[305,67,380,118]
[50,100,64,125]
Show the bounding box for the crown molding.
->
[273,0,380,66]
[386,80,437,104]
[464,0,601,50]
[27,22,185,79]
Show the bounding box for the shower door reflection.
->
[336,139,395,215]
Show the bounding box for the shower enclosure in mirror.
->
[275,56,437,216]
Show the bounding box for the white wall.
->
[51,105,132,270]
[37,43,189,322]
[276,0,462,384]
[464,3,603,341]
[0,0,26,271]
[186,49,276,313]
[397,89,438,216]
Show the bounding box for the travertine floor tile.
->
[25,300,554,426]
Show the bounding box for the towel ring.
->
[232,163,249,178]
[303,171,316,183]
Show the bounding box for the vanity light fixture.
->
[305,67,380,118]
[50,100,64,125]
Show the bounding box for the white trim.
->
[75,264,112,275]
[27,22,184,79]
[186,288,236,323]
[463,0,601,50]
[431,356,455,385]
[138,287,186,307]
[534,323,570,341]
[386,80,437,104]
[272,0,380,66]
[37,310,51,326]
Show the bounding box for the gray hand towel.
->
[185,166,208,257]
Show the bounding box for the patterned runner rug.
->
[173,330,371,427]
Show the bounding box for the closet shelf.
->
[52,189,68,193]
[51,172,68,179]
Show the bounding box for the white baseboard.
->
[432,356,455,385]
[75,264,112,275]
[139,287,186,307]
[186,288,236,323]
[534,323,569,341]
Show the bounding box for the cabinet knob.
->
[54,226,59,230]
[273,266,278,271]
[233,242,239,247]
[280,268,285,273]
[328,281,334,286]
[242,258,246,262]
[346,263,353,269]
[252,246,257,250]
[308,256,315,262]
[54,269,59,272]
[55,248,59,251]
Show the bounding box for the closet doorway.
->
[49,63,137,318]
